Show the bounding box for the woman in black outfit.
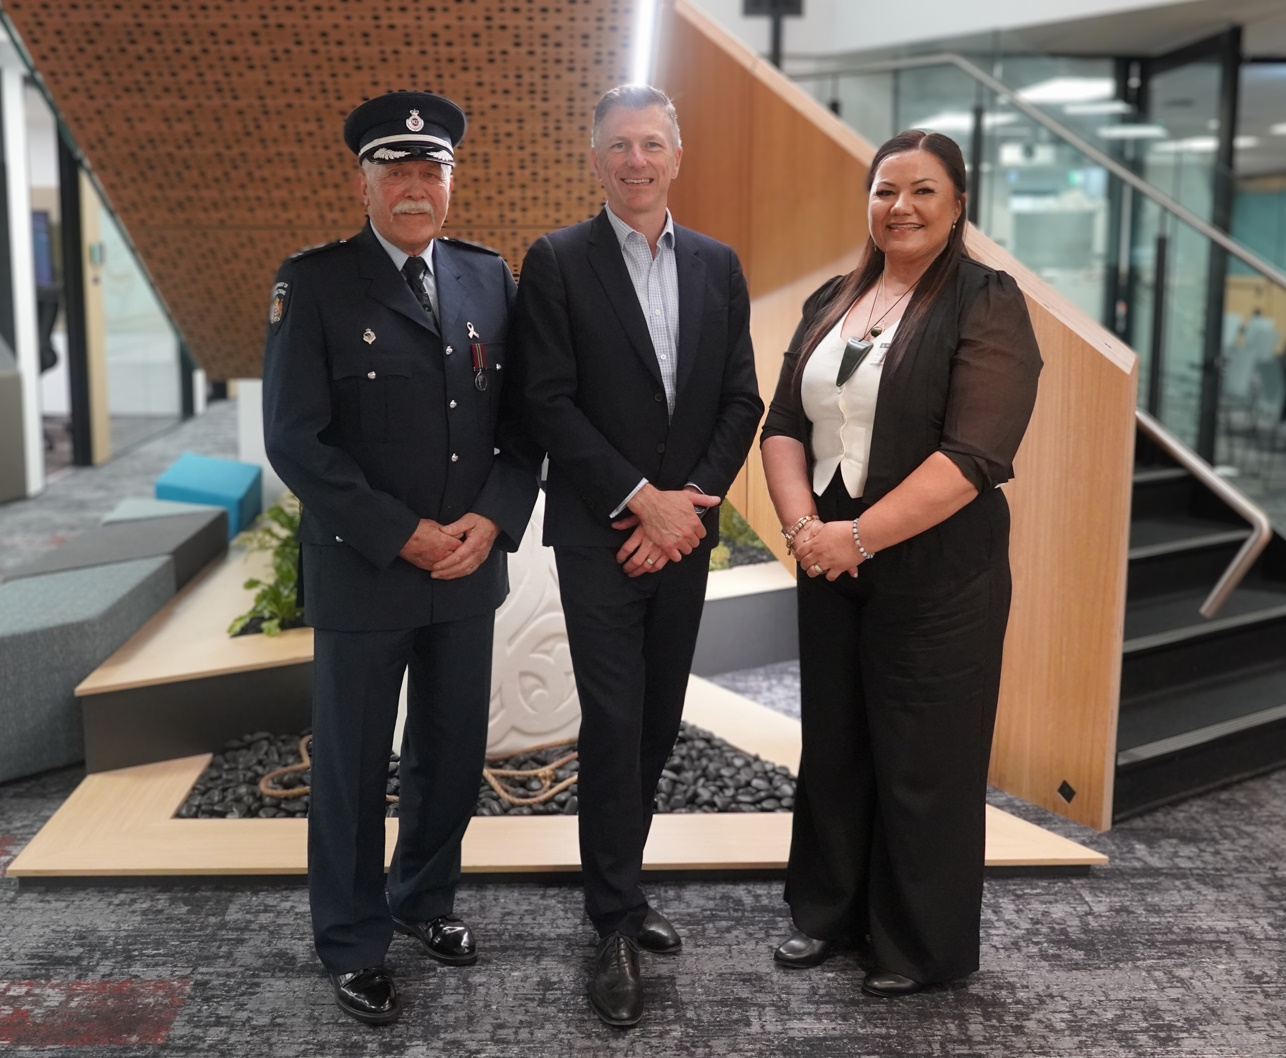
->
[760,130,1042,996]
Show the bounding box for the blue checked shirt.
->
[605,205,682,516]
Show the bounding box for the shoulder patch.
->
[439,236,502,257]
[268,281,290,328]
[289,238,346,261]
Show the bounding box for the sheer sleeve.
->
[939,269,1043,493]
[760,276,845,445]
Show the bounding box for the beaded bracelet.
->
[851,517,875,562]
[781,514,818,556]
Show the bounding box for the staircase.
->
[1115,425,1286,819]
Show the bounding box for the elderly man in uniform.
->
[262,90,538,1025]
[515,84,762,1027]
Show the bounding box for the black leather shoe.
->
[392,914,478,965]
[773,929,834,967]
[636,907,682,954]
[588,932,643,1027]
[862,969,924,997]
[329,967,399,1024]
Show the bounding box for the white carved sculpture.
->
[487,491,581,754]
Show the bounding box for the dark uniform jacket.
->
[262,221,539,631]
[515,209,763,547]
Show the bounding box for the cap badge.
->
[406,109,425,132]
[466,321,481,340]
[363,328,376,344]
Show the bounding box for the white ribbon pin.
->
[466,322,481,340]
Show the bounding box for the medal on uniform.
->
[471,342,488,391]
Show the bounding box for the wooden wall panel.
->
[5,0,637,379]
[662,1,1136,830]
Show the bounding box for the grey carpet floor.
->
[2,402,1285,1055]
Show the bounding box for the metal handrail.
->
[1136,409,1273,617]
[793,53,1286,295]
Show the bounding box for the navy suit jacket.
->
[514,209,762,548]
[262,221,539,631]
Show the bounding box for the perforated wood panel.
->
[5,1,636,379]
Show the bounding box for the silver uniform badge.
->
[363,329,376,345]
[406,109,425,132]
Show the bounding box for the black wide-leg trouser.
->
[309,617,493,974]
[786,481,1012,984]
[554,543,710,939]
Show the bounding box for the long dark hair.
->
[794,129,969,382]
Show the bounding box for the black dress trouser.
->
[786,478,1012,984]
[554,543,710,938]
[309,617,493,973]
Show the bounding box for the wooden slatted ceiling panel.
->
[5,0,634,379]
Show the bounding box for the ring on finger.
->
[810,563,823,575]
[645,557,655,566]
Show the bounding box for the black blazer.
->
[762,256,1042,502]
[262,222,539,631]
[514,209,763,547]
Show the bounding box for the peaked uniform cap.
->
[343,91,467,166]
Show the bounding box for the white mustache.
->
[392,202,436,215]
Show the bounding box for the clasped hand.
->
[398,513,500,580]
[792,519,861,581]
[612,484,721,578]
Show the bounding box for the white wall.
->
[688,0,1173,56]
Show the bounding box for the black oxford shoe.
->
[588,932,643,1027]
[329,967,399,1024]
[392,914,478,965]
[636,907,682,954]
[862,969,924,997]
[773,929,834,967]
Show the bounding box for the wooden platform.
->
[9,677,1106,878]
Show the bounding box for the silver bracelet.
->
[851,518,874,561]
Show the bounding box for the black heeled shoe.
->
[773,929,834,967]
[861,969,924,997]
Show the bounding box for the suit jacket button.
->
[449,399,458,409]
[656,442,665,453]
[654,392,663,402]
[451,453,459,462]
[367,371,376,379]
[335,535,343,542]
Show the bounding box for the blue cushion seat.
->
[155,453,262,539]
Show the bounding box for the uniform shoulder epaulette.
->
[289,238,347,261]
[439,236,502,257]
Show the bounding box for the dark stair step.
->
[1127,538,1244,601]
[1114,687,1286,821]
[1128,512,1248,560]
[1131,466,1195,521]
[1122,578,1286,644]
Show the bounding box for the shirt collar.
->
[371,223,435,276]
[604,204,674,253]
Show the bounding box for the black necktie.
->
[401,255,438,328]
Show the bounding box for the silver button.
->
[451,453,459,462]
[335,535,343,542]
[445,345,453,355]
[449,400,457,409]
[496,363,502,371]
[367,371,376,379]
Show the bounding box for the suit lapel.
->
[355,222,440,335]
[673,226,706,397]
[432,240,466,344]
[586,210,664,386]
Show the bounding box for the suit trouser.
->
[309,617,493,973]
[554,544,710,938]
[785,482,1011,984]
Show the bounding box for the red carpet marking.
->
[0,979,190,1047]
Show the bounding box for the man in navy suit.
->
[514,84,762,1027]
[262,91,538,1025]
